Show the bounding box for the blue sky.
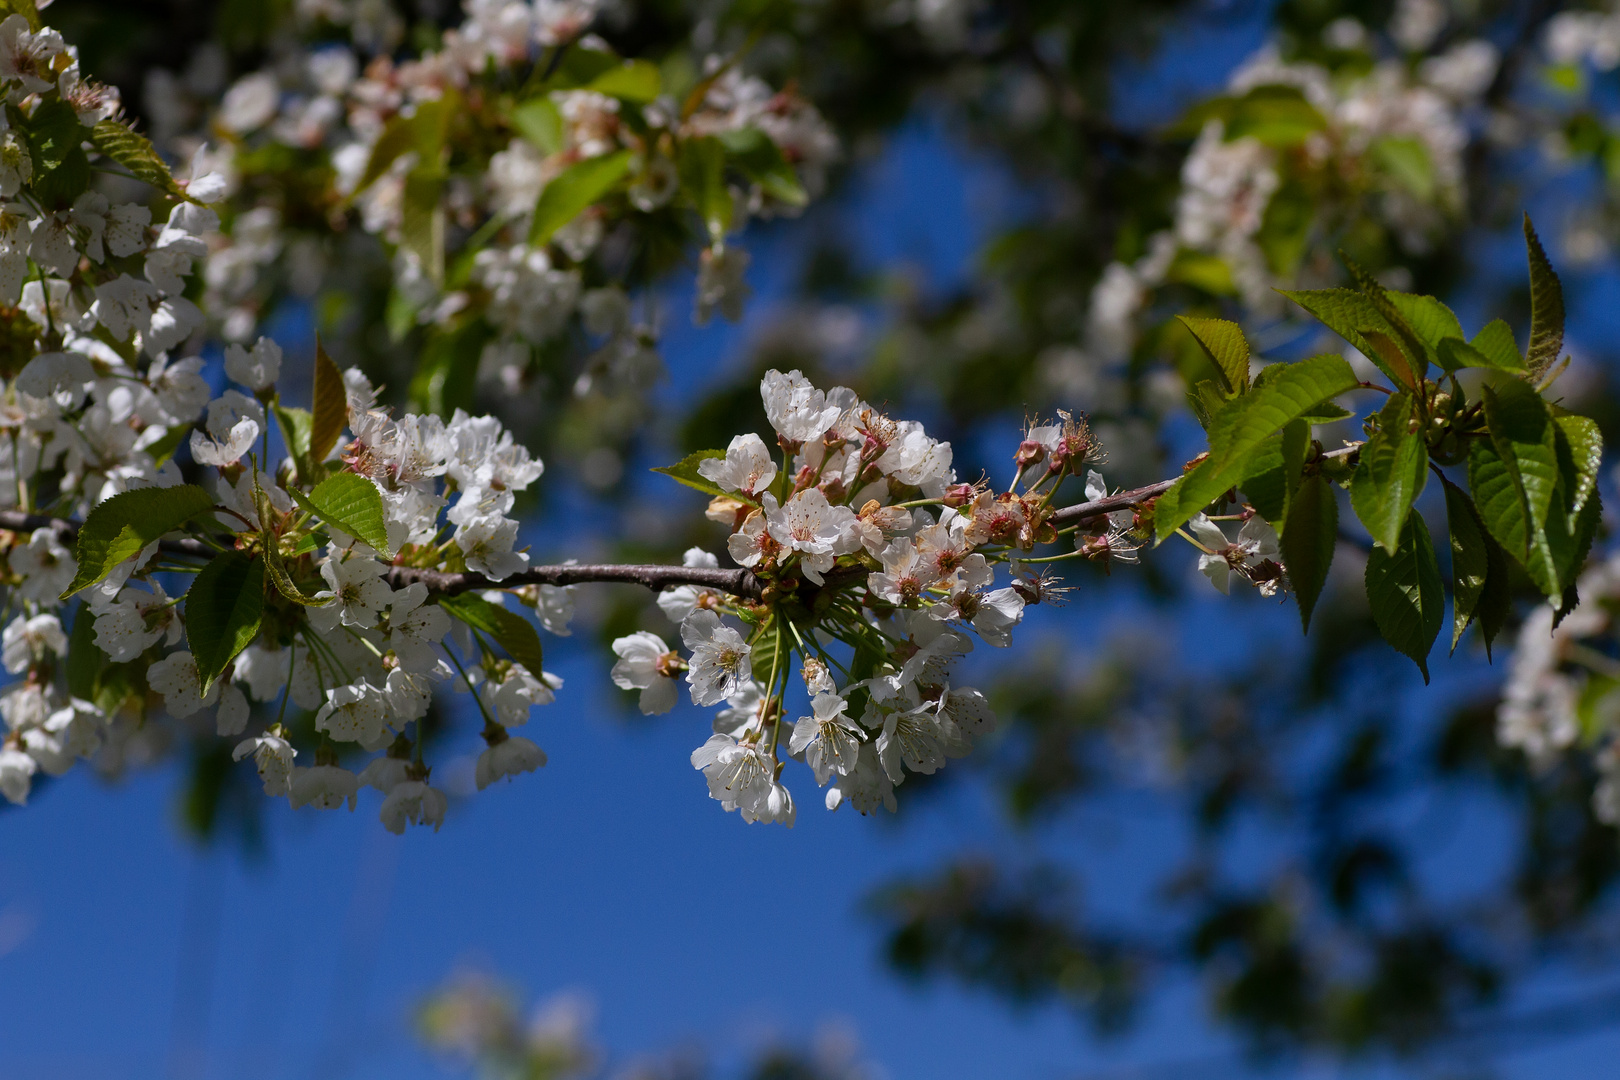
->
[9,7,1620,1080]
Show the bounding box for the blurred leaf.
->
[1371,136,1434,200]
[585,59,662,102]
[310,337,347,467]
[530,149,633,246]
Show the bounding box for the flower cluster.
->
[1080,27,1495,370]
[142,0,837,398]
[609,371,1146,825]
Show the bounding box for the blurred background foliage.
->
[39,0,1620,1071]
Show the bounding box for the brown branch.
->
[0,443,1366,602]
[383,562,764,600]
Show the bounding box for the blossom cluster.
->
[1079,24,1496,371]
[607,370,1153,825]
[142,0,838,397]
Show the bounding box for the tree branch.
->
[0,443,1365,602]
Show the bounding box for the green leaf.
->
[186,550,264,693]
[144,423,191,467]
[1555,413,1602,516]
[1257,178,1313,277]
[1281,473,1338,632]
[263,547,326,607]
[530,149,634,246]
[401,169,445,286]
[651,449,730,499]
[1349,391,1428,552]
[438,593,545,676]
[718,127,808,208]
[63,484,218,599]
[1344,257,1429,387]
[26,99,85,175]
[0,0,41,31]
[1218,85,1328,146]
[90,118,192,201]
[1364,511,1444,684]
[66,604,101,700]
[585,60,662,103]
[510,97,563,154]
[1154,355,1359,540]
[352,93,456,198]
[1478,377,1562,596]
[310,337,347,466]
[1470,319,1525,372]
[1241,420,1307,527]
[1442,477,1510,657]
[679,137,732,241]
[1177,315,1250,394]
[31,144,89,210]
[1371,136,1435,200]
[271,403,312,476]
[290,472,390,555]
[1164,250,1236,296]
[1436,337,1523,373]
[1386,292,1463,349]
[1280,288,1411,389]
[1523,214,1565,382]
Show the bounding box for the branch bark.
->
[0,444,1364,602]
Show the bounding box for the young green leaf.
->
[717,127,808,208]
[1281,473,1338,632]
[679,137,732,241]
[186,550,265,693]
[1523,214,1565,382]
[1386,292,1463,349]
[1554,413,1602,516]
[401,170,445,286]
[1436,337,1523,373]
[530,149,634,246]
[585,60,662,103]
[1154,355,1358,540]
[1279,288,1410,388]
[1364,511,1444,684]
[1241,420,1307,528]
[509,97,563,154]
[310,337,348,466]
[1349,391,1428,552]
[1441,477,1509,657]
[1468,319,1525,371]
[65,604,101,701]
[290,472,391,555]
[1479,377,1562,593]
[1344,257,1429,387]
[63,484,218,599]
[1371,136,1435,199]
[263,547,327,607]
[438,593,545,676]
[90,118,192,202]
[1177,315,1250,394]
[652,449,731,499]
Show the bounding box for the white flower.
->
[475,734,547,789]
[8,528,75,604]
[233,731,296,796]
[316,680,391,748]
[28,212,77,278]
[485,664,557,725]
[357,755,413,794]
[316,554,394,629]
[190,416,259,468]
[690,733,794,825]
[385,582,451,669]
[658,548,725,623]
[681,610,752,706]
[216,683,250,736]
[697,433,778,496]
[1191,514,1281,595]
[379,779,448,833]
[148,650,220,718]
[104,203,151,259]
[0,16,63,94]
[1,613,66,674]
[868,540,927,606]
[0,130,29,199]
[223,336,282,391]
[801,657,836,695]
[532,583,575,636]
[789,693,863,784]
[726,500,777,569]
[220,70,280,134]
[825,743,897,815]
[767,487,858,585]
[289,765,359,810]
[875,701,955,782]
[233,643,292,702]
[610,631,681,714]
[0,744,36,804]
[761,368,844,443]
[456,515,528,581]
